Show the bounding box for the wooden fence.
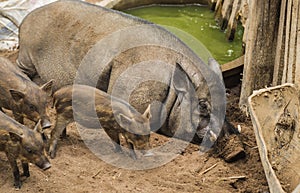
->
[210,0,300,111]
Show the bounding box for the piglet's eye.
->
[25,147,33,153]
[29,105,37,111]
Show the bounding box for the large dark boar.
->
[0,57,53,129]
[49,84,151,159]
[0,111,51,189]
[17,0,240,151]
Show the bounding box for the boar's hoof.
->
[21,172,30,178]
[48,143,57,159]
[14,181,22,189]
[49,151,56,159]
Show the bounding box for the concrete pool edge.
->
[98,0,208,10]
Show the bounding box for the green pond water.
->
[124,5,244,64]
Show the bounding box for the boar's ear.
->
[10,89,25,102]
[173,63,192,95]
[9,132,23,142]
[142,104,152,120]
[173,63,194,104]
[40,79,54,96]
[118,114,132,128]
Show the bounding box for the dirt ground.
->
[0,50,269,193]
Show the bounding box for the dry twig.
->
[198,163,218,176]
[92,170,101,179]
[217,175,247,182]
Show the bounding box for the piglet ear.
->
[40,79,54,96]
[9,132,23,142]
[33,119,41,132]
[10,89,25,102]
[142,104,152,120]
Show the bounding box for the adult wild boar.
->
[0,57,53,129]
[0,112,51,189]
[17,0,239,149]
[49,84,151,159]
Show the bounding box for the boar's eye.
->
[134,134,143,139]
[29,104,37,112]
[25,147,33,153]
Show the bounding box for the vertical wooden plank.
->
[240,0,260,110]
[241,0,249,45]
[239,0,249,28]
[216,0,223,9]
[294,0,300,86]
[287,0,298,83]
[282,0,292,83]
[220,0,234,30]
[226,0,242,41]
[273,0,287,86]
[214,0,223,20]
[208,0,218,11]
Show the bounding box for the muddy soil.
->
[0,50,269,192]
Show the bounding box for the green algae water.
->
[124,5,244,64]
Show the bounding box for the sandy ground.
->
[0,50,269,192]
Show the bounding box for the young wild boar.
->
[48,84,151,159]
[0,57,53,129]
[0,111,51,189]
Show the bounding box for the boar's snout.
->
[35,156,51,170]
[134,137,151,152]
[42,162,51,170]
[142,150,154,157]
[41,118,51,129]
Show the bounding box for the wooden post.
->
[239,0,281,111]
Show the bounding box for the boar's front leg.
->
[61,128,67,139]
[125,141,137,160]
[21,161,30,177]
[6,153,21,189]
[104,129,122,153]
[48,115,71,159]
